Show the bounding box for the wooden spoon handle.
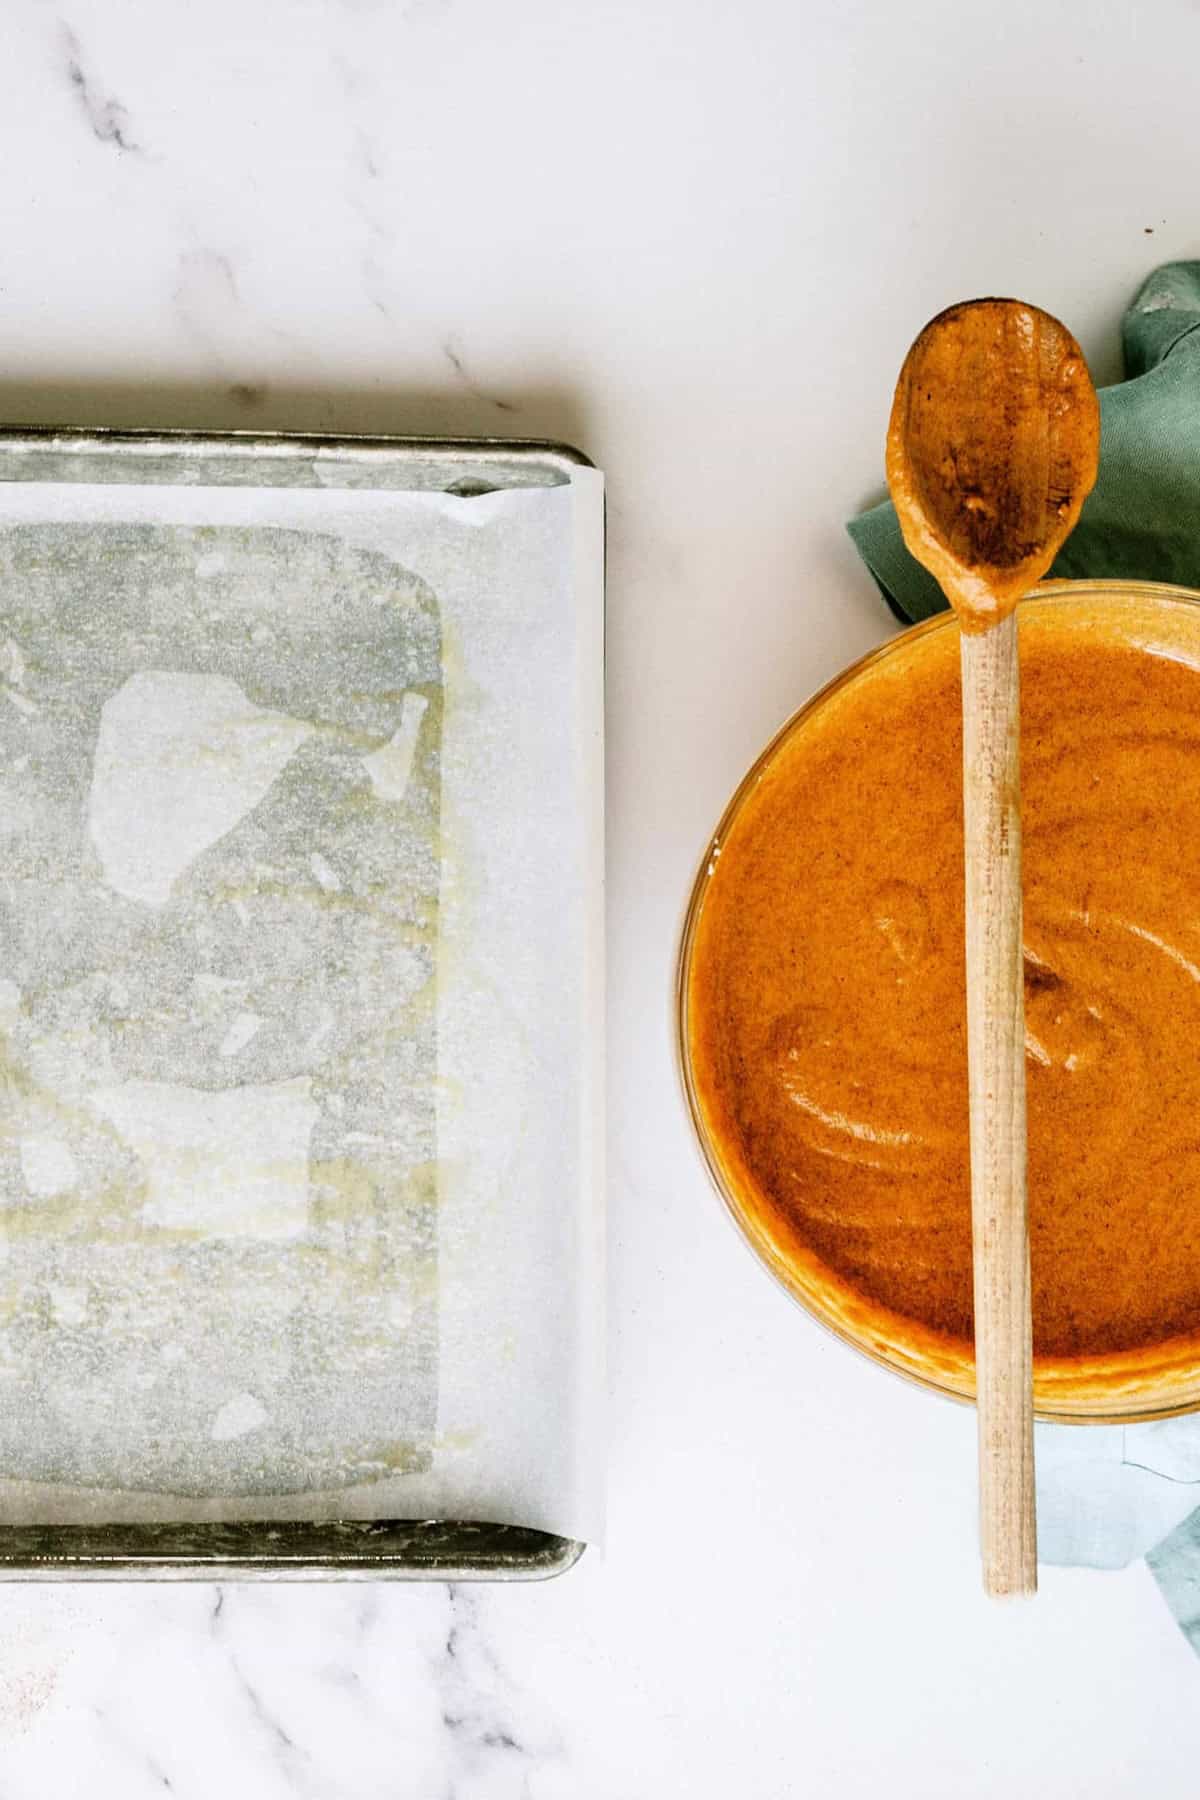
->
[960,613,1036,1598]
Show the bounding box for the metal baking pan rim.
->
[0,1522,585,1583]
[0,423,594,477]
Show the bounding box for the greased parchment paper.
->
[0,473,604,1543]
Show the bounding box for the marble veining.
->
[441,339,520,415]
[131,1581,562,1798]
[436,1586,561,1789]
[59,23,141,155]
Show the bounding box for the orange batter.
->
[687,592,1200,1385]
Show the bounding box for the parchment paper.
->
[0,472,604,1544]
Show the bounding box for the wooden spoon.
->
[886,299,1100,1598]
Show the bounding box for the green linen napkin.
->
[847,259,1200,1655]
[848,260,1200,623]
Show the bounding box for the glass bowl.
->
[677,579,1200,1424]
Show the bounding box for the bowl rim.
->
[675,577,1200,1425]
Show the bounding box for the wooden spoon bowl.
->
[888,300,1100,631]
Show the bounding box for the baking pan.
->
[0,428,598,1580]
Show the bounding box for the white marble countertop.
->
[3,1,1200,1793]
